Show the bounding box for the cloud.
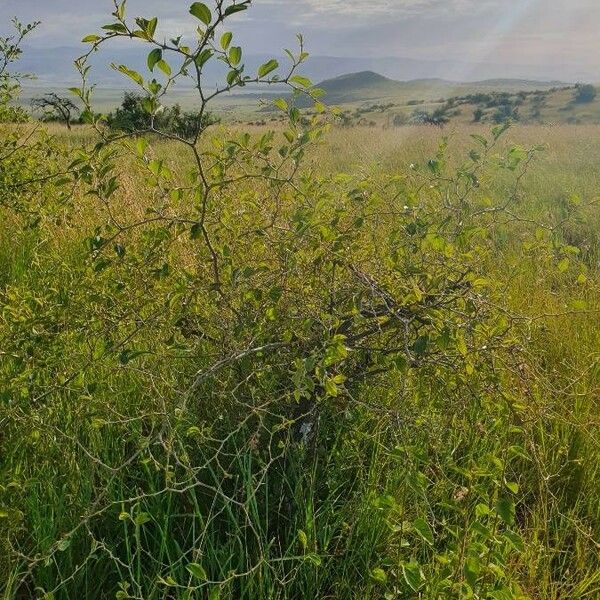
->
[2,0,599,80]
[256,0,499,25]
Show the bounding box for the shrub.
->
[473,107,485,122]
[2,2,599,599]
[106,93,218,139]
[573,83,597,104]
[492,102,519,124]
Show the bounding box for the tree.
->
[31,92,79,128]
[473,107,484,123]
[492,102,519,124]
[573,83,597,104]
[106,92,151,133]
[106,93,218,138]
[411,105,452,128]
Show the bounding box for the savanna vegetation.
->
[1,2,599,599]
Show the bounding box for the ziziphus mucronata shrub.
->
[1,2,597,599]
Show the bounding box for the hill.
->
[288,71,566,110]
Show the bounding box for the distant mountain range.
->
[17,45,590,90]
[290,71,566,108]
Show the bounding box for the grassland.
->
[2,113,599,599]
[23,71,599,127]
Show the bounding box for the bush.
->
[107,93,218,139]
[573,83,597,104]
[2,3,600,599]
[473,107,485,122]
[492,102,519,124]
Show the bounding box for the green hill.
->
[293,71,565,108]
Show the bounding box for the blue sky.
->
[2,0,599,76]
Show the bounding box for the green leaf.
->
[557,257,570,273]
[503,530,525,552]
[157,59,172,77]
[370,568,387,584]
[113,64,144,86]
[186,563,208,581]
[189,2,212,25]
[102,23,128,33]
[305,553,322,566]
[135,512,151,526]
[401,561,423,592]
[290,75,312,88]
[147,48,162,71]
[157,575,178,587]
[226,70,238,86]
[147,16,158,37]
[190,223,202,240]
[258,59,279,78]
[456,334,468,357]
[57,538,71,551]
[505,481,519,494]
[148,79,162,95]
[324,378,339,397]
[224,3,249,16]
[298,529,308,550]
[228,46,242,66]
[496,497,515,525]
[492,121,510,139]
[195,49,213,68]
[273,98,288,112]
[116,1,126,20]
[82,34,101,43]
[220,32,233,50]
[412,517,434,546]
[412,335,429,356]
[509,145,528,163]
[465,555,481,588]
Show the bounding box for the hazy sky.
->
[2,0,599,70]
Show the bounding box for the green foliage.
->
[0,19,39,123]
[1,2,599,599]
[106,92,219,138]
[573,83,597,104]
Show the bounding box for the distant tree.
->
[427,105,453,127]
[107,92,151,133]
[530,94,547,121]
[492,102,519,124]
[107,93,217,139]
[573,84,597,104]
[161,104,219,139]
[409,106,450,128]
[473,108,484,123]
[31,93,79,129]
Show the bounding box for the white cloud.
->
[259,0,498,22]
[3,0,599,79]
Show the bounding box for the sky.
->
[1,0,599,80]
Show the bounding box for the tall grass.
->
[1,123,599,599]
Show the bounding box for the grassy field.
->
[23,73,600,128]
[1,115,599,599]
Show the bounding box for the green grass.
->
[1,121,599,599]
